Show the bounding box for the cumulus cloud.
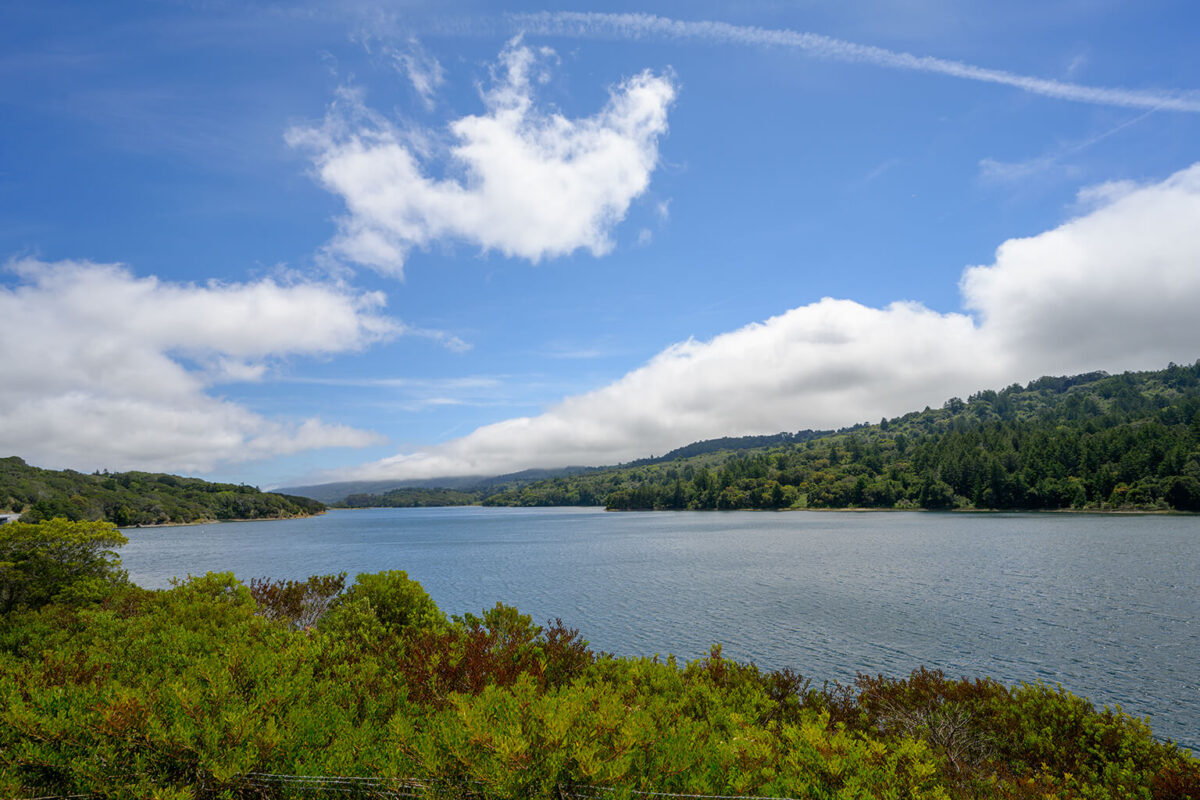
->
[0,259,403,474]
[961,164,1200,370]
[336,161,1200,481]
[288,39,677,275]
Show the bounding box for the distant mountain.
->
[338,487,480,508]
[0,457,324,526]
[283,437,848,506]
[275,466,601,505]
[273,478,487,505]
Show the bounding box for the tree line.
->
[479,362,1200,512]
[0,456,325,526]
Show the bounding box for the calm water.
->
[121,507,1199,751]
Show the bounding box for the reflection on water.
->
[122,507,1200,751]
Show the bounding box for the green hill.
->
[481,362,1200,512]
[278,466,601,505]
[0,457,325,526]
[339,486,481,508]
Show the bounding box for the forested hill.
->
[621,430,832,467]
[0,457,325,526]
[481,362,1200,512]
[278,466,600,505]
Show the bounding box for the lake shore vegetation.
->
[0,457,325,526]
[1,519,1197,799]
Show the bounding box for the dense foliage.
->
[621,431,831,467]
[337,487,481,508]
[0,518,127,614]
[481,363,1200,512]
[0,456,325,525]
[1,520,1197,799]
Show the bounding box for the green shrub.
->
[0,517,127,613]
[341,569,447,635]
[1,570,1196,799]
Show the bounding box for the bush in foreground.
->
[0,520,1196,798]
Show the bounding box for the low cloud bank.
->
[0,259,398,473]
[337,162,1200,481]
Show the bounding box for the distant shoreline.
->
[323,503,1193,516]
[605,505,1195,515]
[120,510,326,529]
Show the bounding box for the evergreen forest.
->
[0,457,325,526]
[339,487,480,508]
[471,363,1200,511]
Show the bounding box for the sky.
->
[3,0,1200,489]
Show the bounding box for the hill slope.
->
[0,457,325,526]
[276,466,600,505]
[481,362,1200,512]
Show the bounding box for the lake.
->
[121,507,1199,752]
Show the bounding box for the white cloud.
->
[1072,178,1140,210]
[514,12,1200,112]
[0,259,404,474]
[389,37,445,110]
[961,163,1200,370]
[282,374,507,411]
[1065,52,1089,81]
[978,154,1062,184]
[858,158,900,185]
[335,161,1200,481]
[288,39,677,276]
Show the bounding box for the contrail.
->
[510,11,1200,113]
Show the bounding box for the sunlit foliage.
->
[0,457,325,526]
[0,520,1196,798]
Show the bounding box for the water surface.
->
[121,507,1199,751]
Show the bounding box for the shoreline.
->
[326,503,1192,516]
[608,505,1194,515]
[120,510,326,529]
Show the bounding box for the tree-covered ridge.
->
[280,466,605,505]
[0,457,325,526]
[338,487,480,508]
[622,430,832,467]
[482,362,1200,511]
[2,519,1197,798]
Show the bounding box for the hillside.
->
[277,466,600,505]
[481,362,1200,511]
[0,457,325,526]
[339,487,480,508]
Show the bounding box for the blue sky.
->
[3,1,1200,488]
